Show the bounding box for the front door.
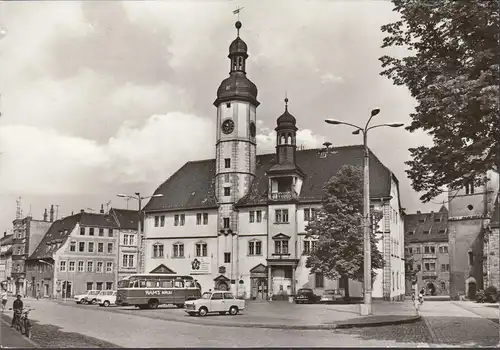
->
[467,282,477,299]
[257,279,267,300]
[44,283,49,297]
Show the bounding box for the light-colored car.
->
[96,290,116,307]
[184,291,245,317]
[74,290,101,305]
[320,289,344,303]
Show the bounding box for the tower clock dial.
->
[222,119,235,134]
[250,121,256,137]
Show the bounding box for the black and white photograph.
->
[0,0,498,348]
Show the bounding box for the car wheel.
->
[104,300,110,307]
[80,299,87,305]
[198,307,208,317]
[91,299,97,305]
[219,311,226,315]
[229,306,238,316]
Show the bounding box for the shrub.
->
[476,289,486,303]
[484,286,498,303]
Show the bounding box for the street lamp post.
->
[325,109,403,316]
[116,193,164,275]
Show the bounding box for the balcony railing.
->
[269,191,297,201]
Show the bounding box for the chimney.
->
[3,232,6,238]
[43,209,48,222]
[71,211,74,215]
[49,205,54,222]
[100,204,104,214]
[417,210,421,214]
[80,209,85,214]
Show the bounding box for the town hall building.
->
[142,21,405,301]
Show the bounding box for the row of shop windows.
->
[86,281,113,291]
[80,227,114,237]
[59,260,113,273]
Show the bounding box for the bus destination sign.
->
[145,290,173,296]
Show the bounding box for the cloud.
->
[256,124,326,154]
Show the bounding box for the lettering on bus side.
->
[145,290,173,296]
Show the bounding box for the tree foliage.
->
[380,0,499,202]
[305,165,384,284]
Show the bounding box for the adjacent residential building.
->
[141,21,406,301]
[109,208,140,282]
[0,232,14,294]
[11,208,53,295]
[484,195,499,290]
[448,170,499,299]
[404,206,449,296]
[26,210,119,298]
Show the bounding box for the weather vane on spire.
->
[233,6,244,21]
[285,92,289,111]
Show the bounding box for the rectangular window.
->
[123,235,129,246]
[107,243,113,254]
[249,211,255,223]
[224,187,231,196]
[443,246,448,253]
[99,228,104,236]
[195,243,208,257]
[304,208,310,221]
[86,282,93,291]
[408,231,414,236]
[196,213,202,225]
[255,241,262,255]
[248,241,255,255]
[303,241,311,255]
[430,263,435,271]
[224,174,230,182]
[224,158,231,168]
[80,227,85,235]
[275,209,289,223]
[153,244,164,258]
[408,247,413,254]
[88,242,94,253]
[160,216,165,227]
[69,261,76,272]
[256,211,262,223]
[108,229,113,237]
[203,213,208,225]
[180,214,185,226]
[424,246,430,254]
[311,208,317,220]
[174,215,179,226]
[441,264,446,272]
[155,216,159,227]
[89,228,95,236]
[106,262,113,273]
[275,240,289,254]
[87,261,94,272]
[98,243,103,253]
[223,217,230,229]
[416,247,421,254]
[173,243,184,258]
[129,235,135,246]
[446,264,449,271]
[430,246,435,254]
[79,242,85,252]
[123,254,128,267]
[96,282,103,290]
[60,261,66,272]
[424,263,430,271]
[315,272,324,288]
[96,262,103,273]
[70,241,76,252]
[106,282,113,290]
[128,255,134,267]
[224,252,231,263]
[78,261,84,272]
[468,251,474,265]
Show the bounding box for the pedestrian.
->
[418,288,425,305]
[1,289,7,312]
[11,294,23,327]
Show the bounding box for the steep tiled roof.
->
[144,145,394,212]
[28,213,82,260]
[80,212,119,228]
[0,234,13,246]
[404,208,449,243]
[110,208,139,230]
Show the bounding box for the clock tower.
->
[213,21,259,280]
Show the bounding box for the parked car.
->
[184,291,245,317]
[294,288,317,304]
[320,289,344,303]
[96,290,117,307]
[74,290,100,305]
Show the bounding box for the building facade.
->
[0,232,14,294]
[11,208,53,296]
[109,208,140,282]
[26,210,119,298]
[448,170,499,299]
[484,196,499,290]
[142,21,406,301]
[404,206,449,296]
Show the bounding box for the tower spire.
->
[284,93,289,112]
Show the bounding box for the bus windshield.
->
[117,280,131,288]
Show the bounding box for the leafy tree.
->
[305,165,384,288]
[404,249,417,284]
[380,1,499,203]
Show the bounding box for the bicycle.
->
[10,307,34,338]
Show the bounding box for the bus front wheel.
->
[148,299,159,309]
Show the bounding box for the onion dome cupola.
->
[274,98,299,166]
[214,21,259,107]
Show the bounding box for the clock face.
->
[222,119,235,135]
[250,122,256,137]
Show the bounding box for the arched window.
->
[468,251,474,265]
[287,134,292,144]
[280,135,285,145]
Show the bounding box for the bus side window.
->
[186,280,195,288]
[131,281,138,288]
[146,281,156,288]
[174,280,185,288]
[161,280,173,288]
[139,280,147,288]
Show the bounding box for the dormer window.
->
[226,103,231,108]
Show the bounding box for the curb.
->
[0,316,40,348]
[49,299,421,330]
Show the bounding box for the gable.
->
[272,233,290,240]
[213,274,230,282]
[150,264,176,274]
[249,263,267,273]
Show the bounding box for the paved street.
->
[1,298,497,348]
[0,318,36,348]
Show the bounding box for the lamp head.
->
[371,108,381,117]
[152,194,164,198]
[352,129,361,135]
[116,194,128,198]
[325,119,342,125]
[388,123,404,128]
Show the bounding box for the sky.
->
[0,0,447,233]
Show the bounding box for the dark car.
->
[294,288,317,304]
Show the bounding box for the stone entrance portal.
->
[250,264,268,300]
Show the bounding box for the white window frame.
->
[77,261,84,272]
[59,260,67,272]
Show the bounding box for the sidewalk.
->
[452,301,500,325]
[0,318,38,348]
